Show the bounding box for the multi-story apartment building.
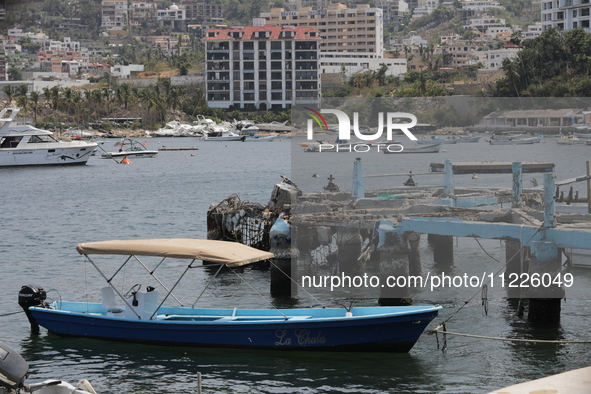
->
[102,0,129,33]
[0,51,7,81]
[463,14,506,33]
[157,4,187,31]
[131,1,157,22]
[202,25,321,109]
[261,3,383,57]
[376,0,409,23]
[542,0,591,31]
[182,0,224,23]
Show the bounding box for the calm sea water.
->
[1,135,590,393]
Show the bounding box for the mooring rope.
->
[0,310,24,317]
[432,323,591,344]
[439,225,544,327]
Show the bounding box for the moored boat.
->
[100,138,158,160]
[0,108,97,167]
[416,136,458,144]
[383,143,442,154]
[23,239,441,352]
[556,135,587,145]
[242,134,278,142]
[0,340,96,394]
[489,133,543,145]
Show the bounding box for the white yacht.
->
[0,108,97,167]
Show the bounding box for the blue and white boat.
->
[24,239,441,352]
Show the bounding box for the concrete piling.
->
[270,218,295,298]
[377,232,411,306]
[428,234,454,269]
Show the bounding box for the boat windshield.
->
[27,134,58,143]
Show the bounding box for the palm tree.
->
[29,91,39,124]
[16,84,28,98]
[3,85,15,106]
[16,95,28,120]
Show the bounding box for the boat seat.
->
[101,287,125,314]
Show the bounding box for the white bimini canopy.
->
[76,239,274,267]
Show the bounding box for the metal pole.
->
[543,173,556,228]
[444,159,454,195]
[352,157,365,199]
[512,162,522,207]
[587,161,591,214]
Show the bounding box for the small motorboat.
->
[242,134,278,142]
[100,139,158,160]
[22,239,441,353]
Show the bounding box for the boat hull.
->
[101,151,158,159]
[384,143,442,154]
[489,135,543,145]
[30,303,441,352]
[0,144,96,167]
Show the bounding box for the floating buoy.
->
[312,173,318,178]
[121,156,131,164]
[472,173,479,179]
[191,154,195,156]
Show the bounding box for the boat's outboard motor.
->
[0,341,62,394]
[18,285,47,334]
[0,341,29,392]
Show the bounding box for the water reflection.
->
[18,333,434,394]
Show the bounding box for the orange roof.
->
[202,25,321,41]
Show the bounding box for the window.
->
[259,71,267,79]
[243,93,255,100]
[271,41,282,50]
[0,136,23,148]
[259,61,267,69]
[258,41,266,50]
[243,42,254,50]
[243,62,254,70]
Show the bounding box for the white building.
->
[320,53,406,76]
[157,4,187,31]
[203,25,321,109]
[376,0,409,23]
[110,64,145,78]
[464,14,506,33]
[261,4,384,57]
[542,0,591,31]
[461,0,505,12]
[101,0,129,33]
[487,44,521,69]
[522,22,543,39]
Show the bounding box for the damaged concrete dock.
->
[209,158,591,326]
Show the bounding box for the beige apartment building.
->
[261,3,384,57]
